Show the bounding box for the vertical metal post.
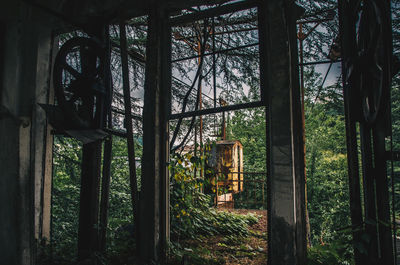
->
[373,3,395,263]
[99,137,112,253]
[77,23,104,261]
[196,34,204,179]
[360,125,378,264]
[373,119,394,264]
[119,21,140,246]
[338,0,365,264]
[194,120,198,177]
[99,25,113,253]
[298,23,304,101]
[78,142,102,260]
[222,111,226,140]
[212,18,218,138]
[262,181,265,208]
[339,0,395,264]
[297,21,312,248]
[212,18,217,109]
[216,180,219,207]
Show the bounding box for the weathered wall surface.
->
[0,117,22,265]
[0,1,54,264]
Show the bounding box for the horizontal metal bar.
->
[216,200,265,205]
[111,107,126,116]
[169,0,260,26]
[103,128,127,138]
[111,107,142,120]
[172,77,214,101]
[214,171,267,175]
[298,59,341,66]
[169,101,263,120]
[173,27,258,41]
[167,0,232,10]
[299,7,337,20]
[111,41,146,63]
[216,180,266,184]
[172,42,259,63]
[112,91,143,105]
[297,17,335,24]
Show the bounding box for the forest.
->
[38,0,400,265]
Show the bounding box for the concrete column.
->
[259,0,307,264]
[0,2,54,264]
[139,4,171,263]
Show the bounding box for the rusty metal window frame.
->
[167,0,265,121]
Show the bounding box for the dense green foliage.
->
[46,136,260,264]
[227,107,266,173]
[307,239,353,265]
[169,152,259,242]
[167,152,261,264]
[51,137,82,261]
[305,102,350,244]
[48,136,140,263]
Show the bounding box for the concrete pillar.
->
[139,4,171,263]
[259,0,307,264]
[0,2,54,264]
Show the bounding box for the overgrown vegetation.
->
[168,152,263,263]
[169,152,259,238]
[43,139,264,264]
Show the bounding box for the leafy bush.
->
[308,240,354,265]
[169,151,260,241]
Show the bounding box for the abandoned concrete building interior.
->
[0,0,399,264]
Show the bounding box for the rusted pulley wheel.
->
[53,37,105,129]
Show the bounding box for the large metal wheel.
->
[353,0,391,125]
[53,37,105,129]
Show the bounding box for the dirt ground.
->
[178,209,268,265]
[218,209,267,265]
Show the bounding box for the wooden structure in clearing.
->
[208,140,244,193]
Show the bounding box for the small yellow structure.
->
[207,140,244,193]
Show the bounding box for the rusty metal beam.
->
[169,101,263,120]
[298,59,341,66]
[169,0,260,26]
[171,42,259,63]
